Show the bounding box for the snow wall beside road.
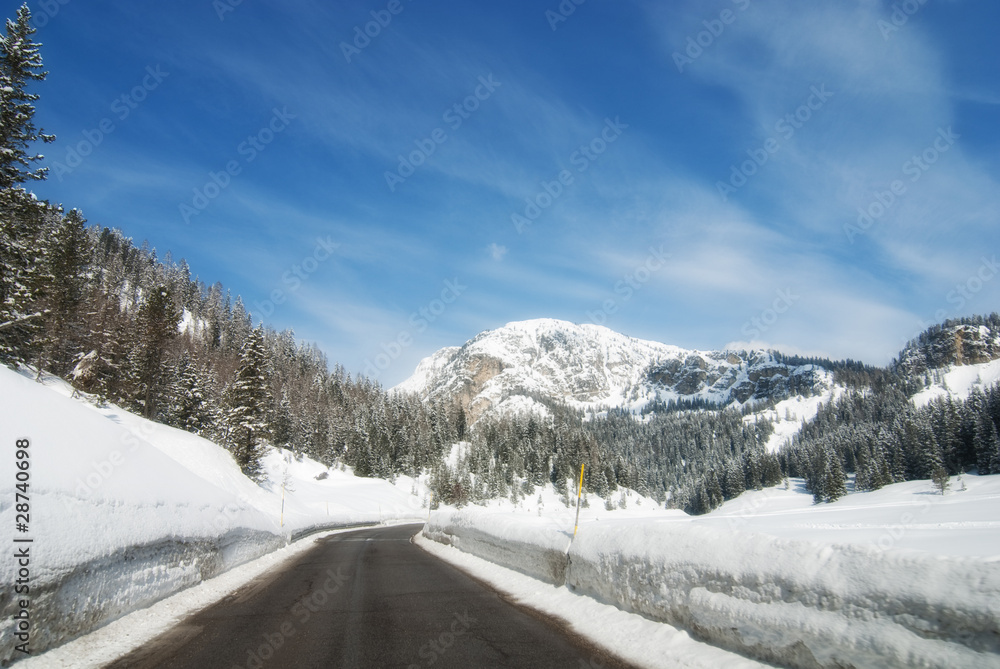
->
[424,511,1000,669]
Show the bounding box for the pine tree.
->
[914,417,944,480]
[976,417,1000,475]
[855,445,873,491]
[813,447,846,503]
[706,470,724,509]
[33,209,90,375]
[722,459,745,499]
[226,325,271,482]
[270,389,293,447]
[129,285,180,418]
[169,354,213,434]
[0,194,47,362]
[931,465,950,495]
[75,289,126,401]
[0,4,54,189]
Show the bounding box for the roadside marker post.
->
[573,463,585,537]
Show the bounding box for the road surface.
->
[105,523,641,668]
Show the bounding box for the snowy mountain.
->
[895,315,1000,377]
[395,318,833,420]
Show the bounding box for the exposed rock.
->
[395,319,831,421]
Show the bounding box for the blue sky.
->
[21,0,1000,386]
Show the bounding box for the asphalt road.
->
[105,523,641,669]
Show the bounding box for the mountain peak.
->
[395,319,831,421]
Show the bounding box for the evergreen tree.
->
[270,389,294,447]
[129,285,180,418]
[931,465,950,495]
[913,415,944,479]
[813,447,846,503]
[226,325,271,481]
[722,459,745,499]
[33,209,90,375]
[0,4,54,189]
[0,193,47,362]
[976,417,1000,475]
[169,354,214,434]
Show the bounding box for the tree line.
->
[3,4,998,513]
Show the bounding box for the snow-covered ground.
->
[424,474,1000,669]
[745,388,841,453]
[912,358,1000,408]
[0,364,426,663]
[702,474,1000,557]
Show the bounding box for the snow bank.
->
[1,528,284,665]
[425,512,1000,668]
[423,512,572,584]
[0,366,423,663]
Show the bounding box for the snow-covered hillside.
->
[395,318,833,421]
[912,358,1000,408]
[0,364,426,662]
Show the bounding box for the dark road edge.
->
[408,530,646,669]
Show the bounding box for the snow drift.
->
[424,511,1000,669]
[0,366,422,663]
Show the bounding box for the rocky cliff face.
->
[895,320,1000,378]
[394,319,832,421]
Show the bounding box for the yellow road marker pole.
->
[573,463,585,537]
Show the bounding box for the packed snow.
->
[424,474,1000,668]
[0,364,426,663]
[912,358,1000,408]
